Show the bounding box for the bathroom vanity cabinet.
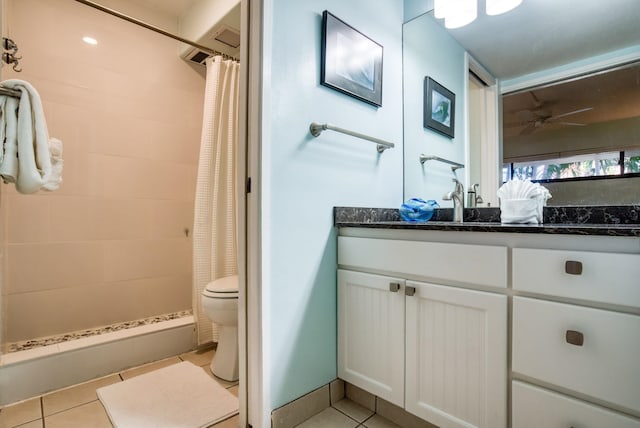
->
[335,211,640,428]
[338,237,508,428]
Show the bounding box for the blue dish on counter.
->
[400,198,439,222]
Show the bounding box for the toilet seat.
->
[202,276,238,299]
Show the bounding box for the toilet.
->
[201,275,239,381]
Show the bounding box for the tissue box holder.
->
[500,199,542,224]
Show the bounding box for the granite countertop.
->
[334,206,640,237]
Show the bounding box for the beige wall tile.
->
[7,242,103,293]
[90,198,151,240]
[147,200,195,239]
[49,197,92,242]
[4,0,203,342]
[6,276,191,341]
[7,194,51,243]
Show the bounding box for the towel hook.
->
[2,37,22,72]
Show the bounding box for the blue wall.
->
[402,12,467,205]
[262,0,404,410]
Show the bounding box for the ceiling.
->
[441,0,640,80]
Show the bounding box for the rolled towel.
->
[0,79,63,194]
[0,95,19,183]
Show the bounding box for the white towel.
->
[0,95,19,182]
[0,79,63,193]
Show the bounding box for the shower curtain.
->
[193,56,240,345]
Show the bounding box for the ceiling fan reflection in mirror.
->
[506,91,594,135]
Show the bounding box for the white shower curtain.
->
[193,56,240,345]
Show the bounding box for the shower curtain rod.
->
[72,0,239,62]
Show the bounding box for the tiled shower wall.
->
[1,0,205,343]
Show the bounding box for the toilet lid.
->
[203,275,238,298]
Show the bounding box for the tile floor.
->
[0,346,239,428]
[298,399,402,428]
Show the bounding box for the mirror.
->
[403,2,640,206]
[502,62,640,205]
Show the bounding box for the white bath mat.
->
[97,361,238,428]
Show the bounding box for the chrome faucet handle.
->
[452,178,464,194]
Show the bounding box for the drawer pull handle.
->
[389,282,401,292]
[566,330,584,346]
[405,286,416,297]
[565,260,583,275]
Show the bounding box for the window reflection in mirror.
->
[501,61,640,205]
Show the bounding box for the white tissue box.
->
[500,199,541,224]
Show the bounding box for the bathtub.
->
[0,315,195,405]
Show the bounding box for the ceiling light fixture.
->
[435,0,523,29]
[444,0,477,29]
[486,0,523,15]
[82,36,98,45]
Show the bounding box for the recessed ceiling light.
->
[82,36,98,45]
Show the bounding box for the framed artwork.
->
[424,77,455,138]
[321,10,383,107]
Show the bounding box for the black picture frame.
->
[424,77,455,138]
[321,11,383,107]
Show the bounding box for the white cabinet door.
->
[405,281,507,428]
[337,270,405,407]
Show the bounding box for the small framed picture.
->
[424,77,455,138]
[321,11,383,107]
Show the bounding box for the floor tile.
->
[0,397,41,427]
[296,407,358,427]
[375,398,437,428]
[345,383,375,412]
[44,400,112,428]
[14,419,43,428]
[272,385,330,428]
[180,345,216,367]
[42,375,120,416]
[361,414,401,428]
[333,398,374,423]
[199,365,239,388]
[227,385,239,397]
[119,356,181,380]
[210,414,240,427]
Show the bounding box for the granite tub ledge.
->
[334,206,640,237]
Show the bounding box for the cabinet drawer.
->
[338,237,507,289]
[512,381,640,428]
[513,248,640,308]
[512,297,640,414]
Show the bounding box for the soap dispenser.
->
[467,183,481,208]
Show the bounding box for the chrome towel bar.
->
[419,154,464,171]
[309,122,395,153]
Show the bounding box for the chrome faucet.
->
[443,178,464,223]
